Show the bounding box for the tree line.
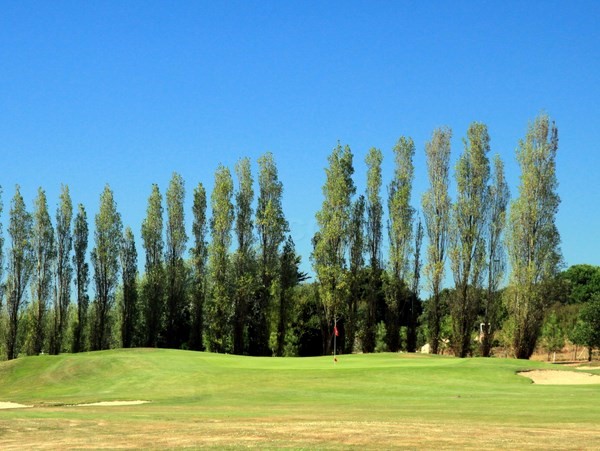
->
[0,113,574,360]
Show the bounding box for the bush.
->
[375,322,388,353]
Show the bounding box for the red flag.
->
[334,325,339,337]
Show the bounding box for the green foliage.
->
[207,165,234,353]
[141,184,164,347]
[275,236,305,356]
[251,153,289,356]
[233,158,257,355]
[313,142,356,354]
[481,155,510,357]
[51,185,73,355]
[72,204,89,353]
[560,264,600,304]
[190,183,208,351]
[165,172,188,348]
[30,188,55,356]
[374,321,388,353]
[347,195,365,353]
[363,147,384,354]
[541,312,564,360]
[90,185,123,351]
[422,127,452,354]
[449,122,490,358]
[576,296,600,354]
[506,113,562,359]
[6,185,34,360]
[120,226,138,348]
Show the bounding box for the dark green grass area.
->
[0,350,599,448]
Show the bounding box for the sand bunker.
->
[519,370,600,385]
[77,400,149,407]
[0,402,32,410]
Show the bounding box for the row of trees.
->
[312,113,561,359]
[0,113,564,360]
[0,153,308,360]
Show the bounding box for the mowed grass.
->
[0,349,599,449]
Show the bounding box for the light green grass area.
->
[0,349,599,449]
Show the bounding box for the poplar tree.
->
[449,122,491,357]
[386,137,415,352]
[276,236,305,356]
[364,147,383,353]
[254,152,288,355]
[233,158,255,354]
[481,155,509,357]
[408,216,424,352]
[313,143,355,355]
[120,226,138,348]
[165,172,188,348]
[347,195,365,353]
[91,185,122,351]
[506,114,561,359]
[6,186,34,360]
[51,185,72,355]
[31,188,55,355]
[422,128,452,355]
[141,184,164,347]
[72,204,89,353]
[206,165,234,353]
[190,182,208,351]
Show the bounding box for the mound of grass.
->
[0,350,599,449]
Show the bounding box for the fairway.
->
[0,349,599,449]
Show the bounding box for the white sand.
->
[77,400,149,407]
[0,402,32,410]
[519,370,600,385]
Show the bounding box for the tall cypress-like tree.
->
[254,152,288,356]
[6,185,34,360]
[347,195,365,353]
[276,236,306,356]
[363,147,382,353]
[141,184,164,347]
[449,123,491,357]
[51,185,72,355]
[120,226,138,348]
[313,143,355,355]
[165,172,188,349]
[91,185,122,351]
[481,154,509,357]
[190,182,208,351]
[386,137,415,352]
[408,216,424,352]
[72,204,89,353]
[422,127,452,355]
[206,165,234,353]
[31,188,55,355]
[506,114,561,359]
[233,158,255,355]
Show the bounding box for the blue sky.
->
[1,1,599,288]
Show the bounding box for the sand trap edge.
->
[77,400,150,407]
[518,370,600,385]
[0,402,33,410]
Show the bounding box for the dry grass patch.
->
[2,416,600,449]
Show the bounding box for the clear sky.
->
[1,1,599,287]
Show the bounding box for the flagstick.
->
[333,317,337,365]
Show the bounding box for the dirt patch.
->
[77,401,149,407]
[519,370,600,385]
[0,402,32,410]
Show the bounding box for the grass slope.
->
[0,349,599,449]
